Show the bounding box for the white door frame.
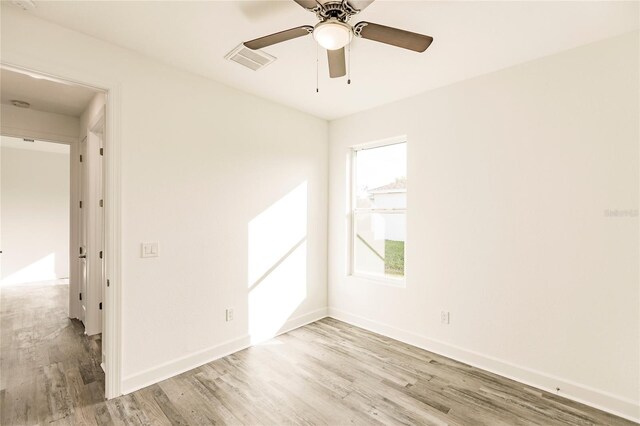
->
[84,110,105,337]
[79,135,88,324]
[0,62,123,399]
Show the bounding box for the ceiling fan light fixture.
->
[313,20,352,50]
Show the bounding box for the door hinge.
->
[80,154,83,162]
[79,292,82,301]
[99,251,103,259]
[100,147,103,156]
[107,279,110,287]
[99,302,102,310]
[79,201,83,208]
[99,199,104,207]
[79,247,83,255]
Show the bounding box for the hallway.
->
[0,282,107,424]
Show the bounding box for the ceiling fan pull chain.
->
[348,42,351,85]
[316,42,319,93]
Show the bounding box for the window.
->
[351,141,406,282]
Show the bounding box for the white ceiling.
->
[11,1,639,120]
[1,68,99,117]
[0,135,71,153]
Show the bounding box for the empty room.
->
[0,1,638,425]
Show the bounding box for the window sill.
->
[350,272,406,288]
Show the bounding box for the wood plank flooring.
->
[1,284,636,425]
[1,283,105,425]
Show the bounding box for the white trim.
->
[350,272,405,288]
[0,63,110,92]
[327,307,640,423]
[354,208,406,213]
[103,83,123,399]
[272,307,329,337]
[0,126,78,145]
[348,147,356,275]
[121,334,252,395]
[349,138,408,284]
[351,135,407,151]
[0,61,123,400]
[69,139,80,319]
[83,117,104,336]
[122,307,328,395]
[89,105,106,134]
[367,189,406,195]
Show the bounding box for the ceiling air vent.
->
[225,44,276,71]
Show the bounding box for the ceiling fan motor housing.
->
[315,1,359,23]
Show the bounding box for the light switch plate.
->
[141,242,159,258]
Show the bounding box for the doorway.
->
[0,64,120,399]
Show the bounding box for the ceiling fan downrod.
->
[313,0,358,23]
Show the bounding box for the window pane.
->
[354,212,405,278]
[355,143,406,209]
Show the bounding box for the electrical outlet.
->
[225,308,234,322]
[441,311,450,325]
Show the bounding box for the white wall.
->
[0,103,79,144]
[1,6,328,394]
[1,141,70,285]
[329,32,639,421]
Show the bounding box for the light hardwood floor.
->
[1,284,636,425]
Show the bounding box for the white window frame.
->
[349,137,407,286]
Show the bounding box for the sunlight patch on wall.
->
[248,182,308,344]
[1,253,56,286]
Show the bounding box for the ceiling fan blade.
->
[327,47,346,78]
[354,22,433,53]
[244,26,314,50]
[293,0,319,10]
[347,0,375,12]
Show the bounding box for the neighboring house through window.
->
[351,140,406,283]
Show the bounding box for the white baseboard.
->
[121,334,251,395]
[270,307,329,340]
[120,307,328,396]
[328,307,640,423]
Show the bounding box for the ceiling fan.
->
[243,0,433,79]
